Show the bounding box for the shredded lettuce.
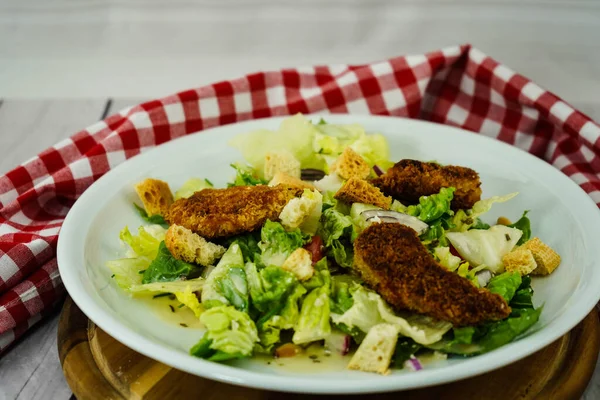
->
[201,244,248,311]
[190,305,259,360]
[142,242,198,284]
[258,220,309,267]
[174,178,213,200]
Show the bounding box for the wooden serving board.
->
[58,296,600,400]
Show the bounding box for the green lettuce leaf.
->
[330,285,452,345]
[429,307,542,355]
[510,275,534,309]
[451,192,518,232]
[174,178,213,200]
[245,263,299,314]
[133,203,168,225]
[257,284,307,351]
[106,257,150,291]
[227,163,268,187]
[508,211,531,245]
[318,207,357,268]
[141,242,198,284]
[190,305,259,360]
[259,220,309,267]
[434,246,462,272]
[292,285,332,345]
[201,244,248,311]
[218,232,261,263]
[407,187,455,223]
[329,275,355,314]
[119,225,166,259]
[486,271,522,303]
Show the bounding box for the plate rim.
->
[57,114,600,394]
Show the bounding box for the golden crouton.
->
[335,177,392,209]
[282,248,314,281]
[165,224,226,266]
[502,247,538,276]
[347,323,400,375]
[264,150,301,180]
[135,178,174,217]
[331,148,370,180]
[521,237,561,276]
[268,172,315,190]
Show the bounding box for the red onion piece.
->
[325,332,351,355]
[373,165,384,176]
[404,356,423,371]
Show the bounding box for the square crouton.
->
[521,237,561,276]
[347,323,400,375]
[165,224,226,266]
[335,177,391,209]
[135,178,174,217]
[282,248,314,281]
[332,148,371,180]
[268,172,315,190]
[264,150,301,180]
[502,247,538,276]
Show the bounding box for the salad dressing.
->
[258,344,353,373]
[141,295,203,329]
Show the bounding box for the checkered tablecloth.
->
[1,44,598,354]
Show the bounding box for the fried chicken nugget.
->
[371,160,482,210]
[166,184,302,239]
[353,223,511,326]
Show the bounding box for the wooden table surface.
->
[1,1,600,399]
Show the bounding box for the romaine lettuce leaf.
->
[486,271,522,303]
[120,225,166,259]
[508,211,531,245]
[257,284,307,351]
[258,220,309,267]
[174,178,213,200]
[407,187,455,223]
[434,247,462,272]
[318,207,357,268]
[174,285,203,318]
[201,244,248,311]
[292,285,332,344]
[229,114,325,174]
[244,263,299,314]
[227,163,268,187]
[190,305,259,360]
[451,192,518,232]
[106,257,150,291]
[142,241,198,284]
[330,285,452,345]
[510,275,534,309]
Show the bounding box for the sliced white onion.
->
[361,210,429,235]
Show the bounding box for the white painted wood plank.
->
[0,99,108,175]
[0,313,71,400]
[0,0,599,115]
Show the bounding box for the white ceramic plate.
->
[58,115,600,394]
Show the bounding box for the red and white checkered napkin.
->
[1,45,599,354]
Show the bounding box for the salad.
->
[106,114,562,375]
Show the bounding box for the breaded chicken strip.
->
[166,185,302,239]
[371,160,481,210]
[353,223,510,326]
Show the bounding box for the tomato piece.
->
[304,235,324,264]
